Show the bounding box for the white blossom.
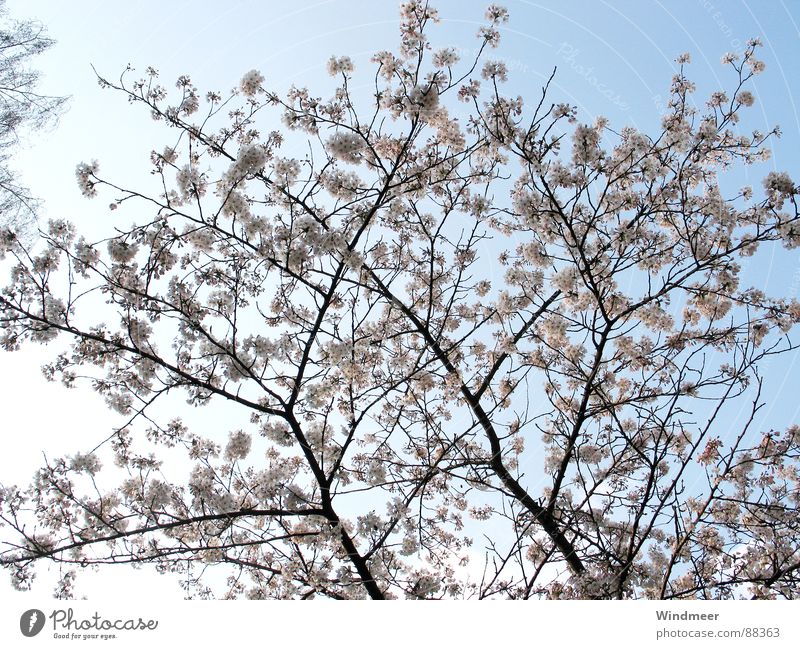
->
[239,69,265,96]
[75,161,99,197]
[326,131,363,163]
[326,56,354,77]
[69,453,101,475]
[225,430,252,461]
[736,90,755,106]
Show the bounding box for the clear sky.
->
[1,0,799,600]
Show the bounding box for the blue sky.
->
[1,0,799,599]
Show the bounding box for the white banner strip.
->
[2,599,798,647]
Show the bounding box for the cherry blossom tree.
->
[1,2,799,599]
[0,0,65,238]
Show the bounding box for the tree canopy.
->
[1,2,799,599]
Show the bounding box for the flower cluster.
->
[75,161,99,197]
[326,56,354,77]
[239,69,265,96]
[325,130,363,163]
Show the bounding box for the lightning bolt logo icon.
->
[20,608,46,637]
